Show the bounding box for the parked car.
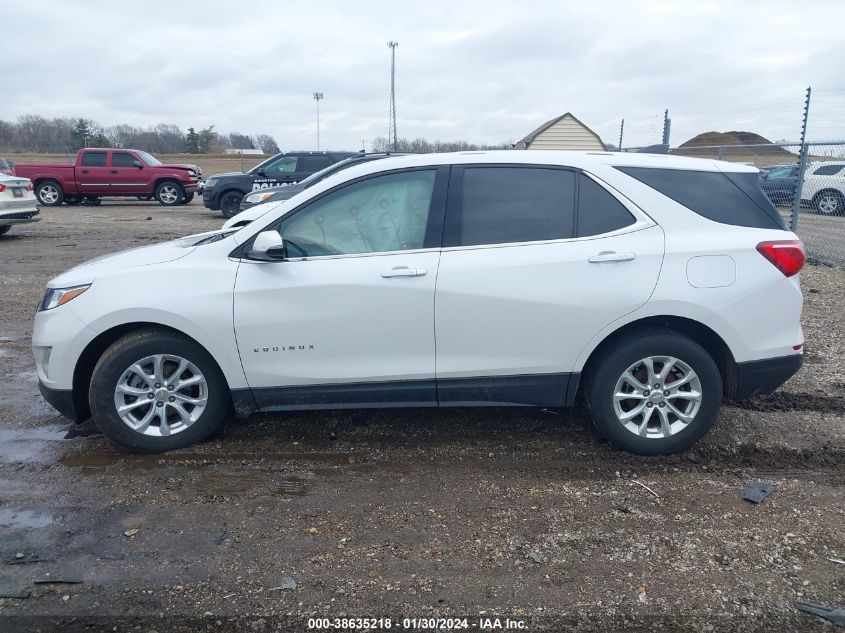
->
[0,174,40,235]
[202,150,357,218]
[800,161,845,215]
[759,165,798,206]
[231,152,410,226]
[13,149,202,207]
[0,158,14,176]
[34,151,804,455]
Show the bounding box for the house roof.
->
[515,112,604,148]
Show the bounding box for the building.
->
[513,113,605,151]
[224,148,264,156]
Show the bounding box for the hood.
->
[46,232,225,287]
[160,163,200,171]
[206,171,247,179]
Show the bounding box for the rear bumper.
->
[39,381,84,422]
[733,353,803,400]
[0,207,40,225]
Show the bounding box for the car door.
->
[110,151,147,194]
[233,166,448,409]
[434,166,664,407]
[76,150,111,195]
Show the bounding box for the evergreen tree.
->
[70,118,92,150]
[184,127,200,153]
[198,125,216,153]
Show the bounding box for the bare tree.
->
[253,134,280,154]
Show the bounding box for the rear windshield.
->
[615,167,786,230]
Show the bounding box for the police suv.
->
[202,151,356,217]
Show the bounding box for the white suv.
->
[800,161,845,215]
[33,151,805,455]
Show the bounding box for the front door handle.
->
[588,251,636,263]
[381,266,427,278]
[110,170,118,174]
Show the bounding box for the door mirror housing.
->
[255,167,266,177]
[132,160,143,168]
[247,230,287,261]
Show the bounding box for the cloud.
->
[4,0,843,150]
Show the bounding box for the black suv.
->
[202,151,356,217]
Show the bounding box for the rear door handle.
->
[588,251,636,263]
[381,266,427,278]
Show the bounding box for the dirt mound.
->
[675,131,796,158]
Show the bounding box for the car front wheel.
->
[219,191,244,218]
[89,329,229,452]
[155,181,184,206]
[585,329,722,455]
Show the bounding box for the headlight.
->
[39,284,91,311]
[204,178,217,187]
[245,191,274,204]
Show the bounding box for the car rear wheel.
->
[219,191,244,218]
[36,181,63,206]
[155,181,184,206]
[0,226,10,236]
[813,190,844,216]
[89,329,229,452]
[585,329,722,455]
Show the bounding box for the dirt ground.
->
[0,201,843,632]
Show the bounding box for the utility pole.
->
[313,92,324,150]
[618,119,624,151]
[387,41,399,152]
[790,86,812,232]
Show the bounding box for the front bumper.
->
[39,380,84,421]
[202,187,219,210]
[733,353,803,400]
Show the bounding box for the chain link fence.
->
[672,141,845,268]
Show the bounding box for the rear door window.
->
[298,155,335,172]
[576,174,635,237]
[616,167,785,230]
[80,152,107,167]
[454,167,575,246]
[812,164,845,176]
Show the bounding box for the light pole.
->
[313,92,324,150]
[387,41,398,151]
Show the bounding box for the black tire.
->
[812,190,844,216]
[584,329,722,455]
[0,226,10,236]
[155,181,184,206]
[219,191,244,218]
[180,192,195,204]
[89,329,230,452]
[35,180,64,206]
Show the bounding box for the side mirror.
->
[247,230,287,261]
[133,160,143,169]
[255,168,266,177]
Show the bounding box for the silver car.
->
[0,174,40,236]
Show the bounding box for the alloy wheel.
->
[39,185,59,204]
[612,356,702,439]
[113,354,208,437]
[159,185,180,205]
[817,194,840,215]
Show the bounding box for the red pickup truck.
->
[13,148,203,207]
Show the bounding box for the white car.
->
[33,151,805,455]
[0,173,40,235]
[800,161,845,215]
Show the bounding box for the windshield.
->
[137,151,161,166]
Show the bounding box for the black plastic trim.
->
[733,354,803,400]
[243,373,578,413]
[38,381,82,422]
[438,373,575,407]
[250,379,437,412]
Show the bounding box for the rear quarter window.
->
[615,167,785,230]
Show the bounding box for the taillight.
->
[0,184,5,192]
[27,182,33,190]
[756,240,805,277]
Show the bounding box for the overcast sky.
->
[4,0,844,150]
